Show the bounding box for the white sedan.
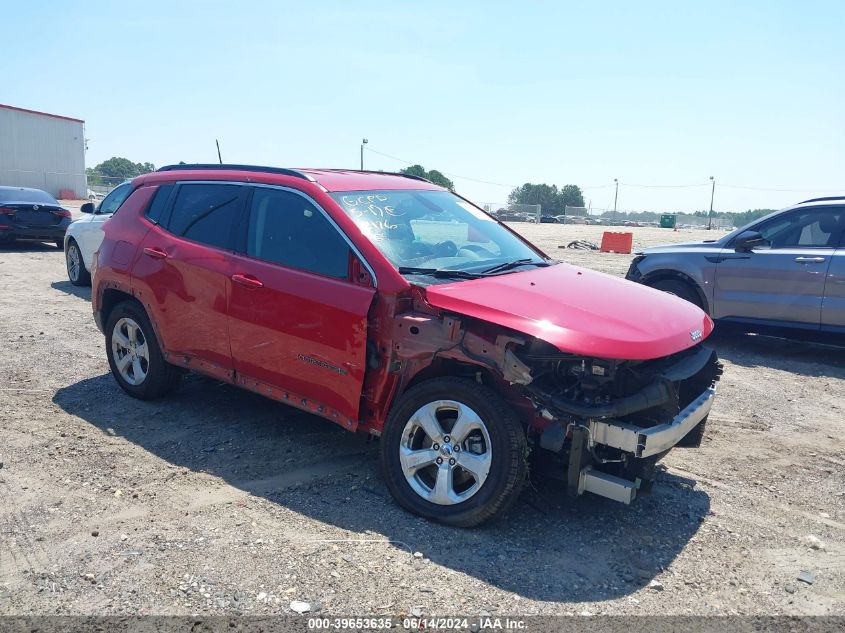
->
[64,182,132,286]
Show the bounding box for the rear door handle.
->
[794,256,826,263]
[143,247,168,259]
[231,273,264,288]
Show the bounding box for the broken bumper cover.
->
[589,386,716,458]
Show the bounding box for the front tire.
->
[105,300,180,400]
[677,415,708,447]
[380,377,527,527]
[650,278,703,310]
[65,239,91,286]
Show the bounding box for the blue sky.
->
[3,1,843,212]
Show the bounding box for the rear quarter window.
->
[144,184,174,224]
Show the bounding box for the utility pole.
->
[613,178,619,222]
[360,138,368,170]
[708,176,715,230]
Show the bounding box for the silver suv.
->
[626,197,845,334]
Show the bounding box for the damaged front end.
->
[383,305,722,506]
[519,341,723,503]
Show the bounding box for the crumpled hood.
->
[424,263,713,360]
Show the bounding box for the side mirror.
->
[734,230,767,252]
[80,202,95,214]
[349,253,374,287]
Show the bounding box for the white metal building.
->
[0,104,86,199]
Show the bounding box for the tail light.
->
[0,207,14,215]
[53,209,72,218]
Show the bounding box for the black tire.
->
[105,300,180,400]
[677,415,708,447]
[650,278,703,310]
[380,377,528,527]
[65,239,91,286]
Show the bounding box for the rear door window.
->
[245,187,350,279]
[165,183,245,250]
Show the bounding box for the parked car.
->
[0,186,72,248]
[92,165,721,526]
[626,197,845,335]
[64,182,132,286]
[539,215,557,223]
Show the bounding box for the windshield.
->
[0,187,59,205]
[331,189,546,274]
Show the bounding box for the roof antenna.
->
[215,139,223,164]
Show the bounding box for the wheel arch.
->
[402,357,500,395]
[385,356,534,434]
[641,269,710,314]
[100,288,143,331]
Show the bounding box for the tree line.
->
[592,208,776,227]
[508,181,776,226]
[399,164,454,189]
[86,157,155,185]
[507,183,585,214]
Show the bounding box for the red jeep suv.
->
[92,165,721,526]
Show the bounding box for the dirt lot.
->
[0,224,843,617]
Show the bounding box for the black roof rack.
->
[798,196,845,204]
[388,172,432,183]
[156,164,312,181]
[321,169,434,184]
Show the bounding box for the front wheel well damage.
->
[402,357,498,394]
[378,312,537,434]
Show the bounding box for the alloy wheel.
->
[399,400,493,505]
[111,317,149,386]
[66,244,80,282]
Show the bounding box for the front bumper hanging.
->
[569,385,716,505]
[589,386,716,458]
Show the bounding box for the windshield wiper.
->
[480,259,550,275]
[397,266,481,279]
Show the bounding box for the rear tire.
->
[380,377,527,527]
[650,278,703,310]
[105,300,180,400]
[65,239,91,286]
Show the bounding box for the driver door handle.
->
[794,256,826,263]
[143,247,168,259]
[231,273,264,288]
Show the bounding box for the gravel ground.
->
[0,224,843,617]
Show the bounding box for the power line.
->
[364,146,517,188]
[361,146,842,195]
[620,182,710,188]
[719,183,843,193]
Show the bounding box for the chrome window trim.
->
[173,180,378,287]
